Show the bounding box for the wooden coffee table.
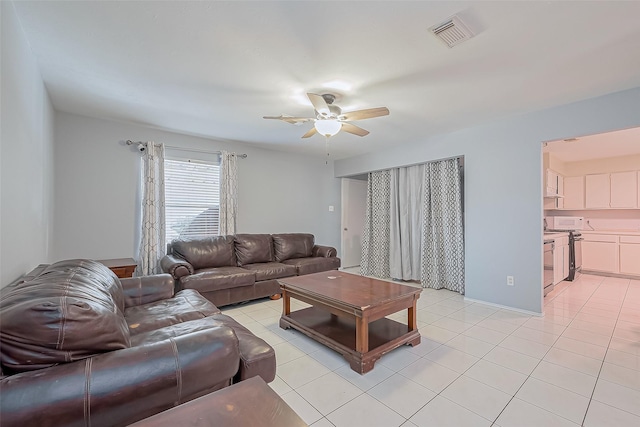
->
[278,271,421,374]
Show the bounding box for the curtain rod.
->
[125,140,247,158]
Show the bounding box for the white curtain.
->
[137,142,166,276]
[421,158,465,293]
[219,150,238,236]
[390,164,425,281]
[360,170,391,279]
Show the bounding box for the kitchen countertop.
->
[543,232,569,239]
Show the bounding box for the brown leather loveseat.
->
[0,259,276,427]
[161,233,341,306]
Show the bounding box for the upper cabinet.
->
[585,173,611,208]
[544,169,564,209]
[563,176,584,210]
[545,169,563,197]
[610,171,638,208]
[583,171,639,209]
[547,170,639,210]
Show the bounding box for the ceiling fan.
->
[263,93,389,138]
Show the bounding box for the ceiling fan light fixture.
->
[314,119,341,137]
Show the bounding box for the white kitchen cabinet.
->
[563,176,584,209]
[545,169,563,195]
[544,169,564,209]
[553,235,569,285]
[585,173,610,208]
[556,175,564,209]
[545,169,557,193]
[582,233,618,273]
[610,171,638,208]
[581,233,640,277]
[619,235,640,276]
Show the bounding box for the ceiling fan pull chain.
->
[325,135,330,165]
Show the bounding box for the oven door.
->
[574,236,583,272]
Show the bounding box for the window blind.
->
[165,158,220,242]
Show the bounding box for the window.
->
[164,158,220,242]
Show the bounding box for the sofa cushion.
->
[210,314,276,383]
[282,257,341,276]
[179,267,256,293]
[129,316,230,347]
[272,233,314,262]
[234,234,274,266]
[0,260,130,372]
[130,314,275,384]
[125,289,221,335]
[172,235,236,270]
[241,262,297,281]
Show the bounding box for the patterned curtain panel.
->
[219,150,238,236]
[421,158,465,293]
[137,142,166,276]
[390,164,425,281]
[360,170,391,279]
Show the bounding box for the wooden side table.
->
[129,376,307,427]
[98,258,137,278]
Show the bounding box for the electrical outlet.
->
[507,276,515,286]
[328,205,334,212]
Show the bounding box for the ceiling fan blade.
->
[340,107,389,121]
[307,93,330,117]
[301,127,317,139]
[263,115,314,125]
[341,122,370,137]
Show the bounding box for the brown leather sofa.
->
[0,259,276,427]
[161,233,341,306]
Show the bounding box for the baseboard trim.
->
[581,270,640,280]
[463,296,543,317]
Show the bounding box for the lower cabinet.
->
[619,236,640,275]
[582,233,640,277]
[553,236,569,285]
[582,241,617,273]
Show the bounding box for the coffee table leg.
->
[408,300,417,331]
[282,290,290,316]
[355,317,369,353]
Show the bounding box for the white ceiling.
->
[544,126,640,162]
[12,1,640,160]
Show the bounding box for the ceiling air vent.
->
[430,16,474,48]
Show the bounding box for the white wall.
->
[335,87,640,314]
[563,153,640,176]
[1,2,55,287]
[52,112,341,261]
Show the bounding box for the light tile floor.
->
[220,273,640,426]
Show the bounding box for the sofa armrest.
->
[120,274,175,307]
[0,327,240,427]
[312,245,337,258]
[160,254,194,279]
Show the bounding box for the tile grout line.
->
[579,277,630,426]
[486,297,570,426]
[234,275,638,426]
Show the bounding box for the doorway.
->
[341,177,367,269]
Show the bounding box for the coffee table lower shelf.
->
[280,306,420,374]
